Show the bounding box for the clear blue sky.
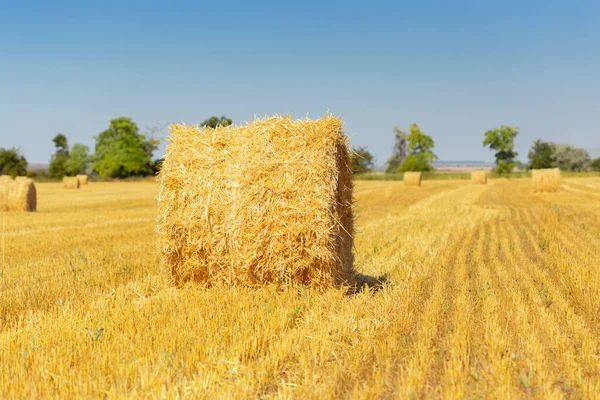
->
[1,0,599,164]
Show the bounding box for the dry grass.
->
[157,116,353,288]
[63,176,80,189]
[532,168,560,193]
[471,171,487,184]
[404,171,422,186]
[2,178,600,398]
[76,174,88,185]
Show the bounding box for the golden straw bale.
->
[0,175,13,182]
[9,178,36,211]
[15,176,28,183]
[63,176,80,189]
[76,174,88,185]
[532,168,560,193]
[471,171,487,184]
[404,172,422,186]
[157,115,354,288]
[0,178,36,212]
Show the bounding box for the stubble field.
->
[1,177,600,398]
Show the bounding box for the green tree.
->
[201,115,233,128]
[385,126,408,173]
[0,148,28,177]
[92,117,159,178]
[351,146,375,174]
[591,157,600,171]
[527,139,556,170]
[65,143,90,175]
[552,144,591,171]
[49,133,70,178]
[483,125,520,174]
[398,123,438,172]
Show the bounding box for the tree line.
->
[352,124,600,174]
[0,115,232,178]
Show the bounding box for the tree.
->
[49,133,70,178]
[201,115,233,128]
[552,144,591,171]
[92,117,159,178]
[483,125,519,174]
[527,139,556,170]
[0,148,28,177]
[398,123,438,172]
[351,146,375,174]
[591,157,600,171]
[385,126,408,173]
[65,143,90,175]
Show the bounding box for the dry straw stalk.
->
[0,177,36,212]
[76,174,88,185]
[532,168,560,193]
[471,171,487,184]
[63,177,80,189]
[157,115,354,288]
[404,172,422,186]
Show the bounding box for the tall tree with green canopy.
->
[552,144,591,171]
[483,125,520,174]
[65,143,91,175]
[351,146,375,174]
[201,115,233,128]
[49,133,70,178]
[527,139,556,170]
[385,126,408,173]
[92,117,158,178]
[398,123,438,172]
[0,148,28,177]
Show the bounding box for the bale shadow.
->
[344,272,390,295]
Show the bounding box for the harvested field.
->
[1,178,600,398]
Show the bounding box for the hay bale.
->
[63,176,80,189]
[404,172,422,186]
[471,171,487,184]
[76,174,88,185]
[15,176,28,183]
[532,168,560,193]
[0,178,36,211]
[157,115,354,287]
[0,175,13,182]
[10,178,36,211]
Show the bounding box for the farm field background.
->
[1,178,600,398]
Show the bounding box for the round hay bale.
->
[532,168,560,193]
[15,176,29,183]
[63,176,80,189]
[10,178,36,211]
[76,174,88,185]
[403,172,422,186]
[471,171,487,184]
[157,116,354,288]
[0,175,13,182]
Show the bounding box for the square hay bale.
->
[76,174,88,185]
[404,172,422,186]
[63,176,80,189]
[532,168,560,193]
[0,178,36,212]
[471,171,487,184]
[157,116,354,288]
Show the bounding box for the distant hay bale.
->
[471,171,487,184]
[157,115,354,288]
[532,168,560,193]
[63,176,80,189]
[0,178,36,212]
[404,172,422,186]
[76,174,88,185]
